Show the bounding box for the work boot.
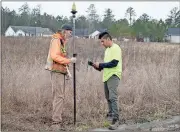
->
[108,118,119,130]
[106,112,113,122]
[50,121,62,131]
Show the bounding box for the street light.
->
[71,2,77,126]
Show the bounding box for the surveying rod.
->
[71,2,77,125]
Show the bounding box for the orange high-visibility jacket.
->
[45,33,71,74]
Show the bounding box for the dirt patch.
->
[92,116,180,131]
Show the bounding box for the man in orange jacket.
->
[45,24,76,129]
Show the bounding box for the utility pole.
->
[35,21,37,37]
[71,2,77,125]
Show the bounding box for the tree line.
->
[1,2,180,42]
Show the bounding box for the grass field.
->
[1,37,180,131]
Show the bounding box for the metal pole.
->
[73,16,77,126]
[35,21,37,37]
[73,17,76,53]
[71,2,77,125]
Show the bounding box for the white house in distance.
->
[89,29,107,39]
[74,28,107,39]
[5,25,54,37]
[89,30,101,39]
[165,28,180,44]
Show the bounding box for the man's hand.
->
[70,57,77,63]
[93,62,100,69]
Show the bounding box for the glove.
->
[70,57,77,63]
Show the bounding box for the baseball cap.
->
[61,24,73,31]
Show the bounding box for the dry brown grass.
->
[1,37,180,131]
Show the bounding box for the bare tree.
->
[125,7,136,26]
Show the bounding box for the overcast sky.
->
[2,1,180,21]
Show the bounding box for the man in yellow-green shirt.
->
[93,32,122,130]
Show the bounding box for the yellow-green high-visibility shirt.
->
[103,43,122,82]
